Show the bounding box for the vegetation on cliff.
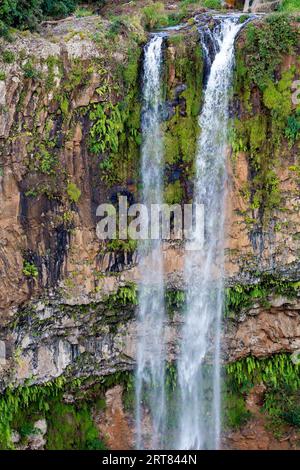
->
[232,13,300,225]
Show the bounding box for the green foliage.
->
[202,0,222,9]
[0,376,67,449]
[106,283,138,308]
[0,19,11,39]
[106,17,124,39]
[263,386,300,436]
[22,60,41,80]
[74,7,93,18]
[22,261,38,279]
[285,111,300,146]
[36,145,57,175]
[223,388,251,429]
[164,180,183,205]
[19,421,37,438]
[46,400,104,450]
[225,276,300,318]
[142,3,168,30]
[243,14,297,90]
[262,69,294,121]
[42,0,76,19]
[89,103,123,155]
[1,49,15,63]
[67,182,81,203]
[123,48,140,86]
[0,374,108,450]
[232,58,298,220]
[279,0,300,13]
[163,32,202,200]
[0,71,6,80]
[0,1,77,31]
[105,239,137,254]
[227,354,300,391]
[165,290,186,311]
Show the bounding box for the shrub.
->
[0,19,11,39]
[23,261,38,279]
[142,2,168,30]
[0,0,43,30]
[244,14,297,89]
[42,1,76,18]
[0,0,77,31]
[279,0,300,13]
[224,391,251,429]
[0,71,6,80]
[74,7,93,18]
[202,0,222,9]
[67,182,81,203]
[1,50,15,63]
[22,60,41,80]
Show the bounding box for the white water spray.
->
[177,16,245,450]
[135,35,166,449]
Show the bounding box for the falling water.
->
[135,35,166,449]
[177,16,246,450]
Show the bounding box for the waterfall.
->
[177,16,245,450]
[135,35,166,449]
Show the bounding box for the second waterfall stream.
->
[136,15,247,450]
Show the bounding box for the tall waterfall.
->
[177,16,245,450]
[135,35,166,449]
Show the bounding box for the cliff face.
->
[0,11,299,449]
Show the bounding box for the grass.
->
[279,0,300,12]
[74,7,94,18]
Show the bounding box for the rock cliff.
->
[0,9,299,450]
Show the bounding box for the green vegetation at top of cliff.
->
[238,14,298,91]
[0,0,77,33]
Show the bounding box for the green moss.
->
[164,180,183,204]
[279,0,300,13]
[223,387,251,429]
[162,33,202,204]
[0,369,137,449]
[202,0,222,9]
[105,239,137,254]
[46,400,105,450]
[232,47,298,222]
[263,68,294,118]
[67,182,81,204]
